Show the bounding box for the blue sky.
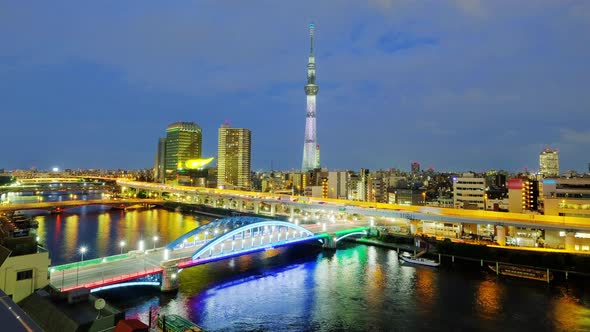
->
[1,0,589,173]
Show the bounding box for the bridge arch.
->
[190,220,315,260]
[166,216,315,252]
[335,231,368,242]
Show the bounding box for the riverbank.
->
[353,235,590,280]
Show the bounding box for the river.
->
[30,207,590,331]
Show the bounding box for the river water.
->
[30,207,590,331]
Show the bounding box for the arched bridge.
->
[168,217,319,267]
[49,216,369,293]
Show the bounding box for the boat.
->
[489,264,553,282]
[398,251,440,267]
[157,314,206,332]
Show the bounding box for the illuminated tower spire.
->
[302,22,319,171]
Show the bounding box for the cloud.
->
[377,32,437,53]
[560,129,590,144]
[453,0,486,17]
[368,0,486,17]
[0,1,589,172]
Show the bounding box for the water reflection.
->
[33,208,213,265]
[414,267,437,312]
[475,280,503,319]
[549,287,590,331]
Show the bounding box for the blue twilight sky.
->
[1,1,589,173]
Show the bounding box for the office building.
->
[164,122,202,182]
[508,178,539,213]
[540,178,590,218]
[453,173,485,209]
[539,148,559,178]
[217,123,251,190]
[154,137,166,183]
[411,162,420,175]
[357,168,370,201]
[327,171,348,199]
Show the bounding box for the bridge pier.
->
[254,202,260,214]
[565,231,576,251]
[289,206,295,219]
[270,203,277,217]
[237,200,245,212]
[322,236,337,250]
[409,219,420,235]
[160,262,179,292]
[495,225,506,246]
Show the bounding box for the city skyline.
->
[1,2,590,172]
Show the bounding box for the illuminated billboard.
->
[182,157,214,170]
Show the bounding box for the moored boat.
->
[488,264,553,282]
[399,251,440,267]
[157,314,206,332]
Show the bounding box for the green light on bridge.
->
[333,227,369,237]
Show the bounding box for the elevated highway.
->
[117,180,590,232]
[0,198,165,213]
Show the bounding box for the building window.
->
[16,270,33,281]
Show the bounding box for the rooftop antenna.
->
[309,22,315,54]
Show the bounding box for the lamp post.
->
[76,246,87,287]
[80,246,87,262]
[152,236,159,249]
[119,241,126,254]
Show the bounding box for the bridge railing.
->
[50,253,130,272]
[60,267,163,292]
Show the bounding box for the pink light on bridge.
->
[60,267,163,292]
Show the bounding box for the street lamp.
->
[76,246,87,287]
[119,241,126,254]
[80,246,87,262]
[153,236,159,249]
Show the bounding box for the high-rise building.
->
[539,148,559,178]
[508,178,539,213]
[302,22,320,171]
[164,122,202,181]
[154,137,166,183]
[357,168,369,201]
[217,123,251,190]
[411,162,420,175]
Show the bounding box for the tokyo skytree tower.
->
[302,22,320,171]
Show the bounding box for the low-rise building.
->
[540,178,590,217]
[0,214,51,303]
[453,173,485,209]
